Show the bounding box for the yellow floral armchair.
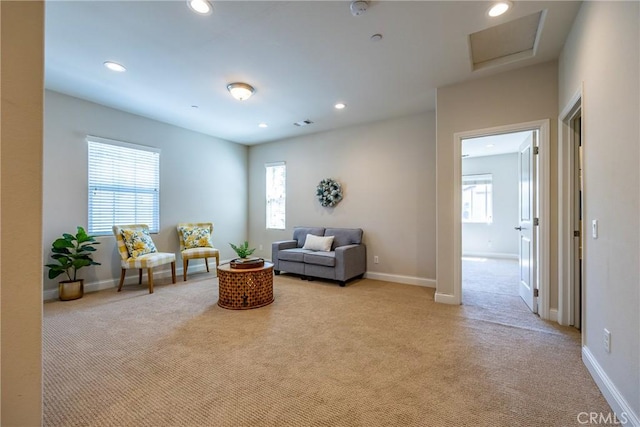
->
[177,222,220,281]
[112,224,176,293]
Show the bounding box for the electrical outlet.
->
[374,256,379,264]
[604,329,611,353]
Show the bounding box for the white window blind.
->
[266,162,286,230]
[462,173,493,224]
[87,136,160,235]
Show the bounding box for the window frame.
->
[461,173,493,224]
[87,136,161,236]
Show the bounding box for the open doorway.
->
[461,131,537,313]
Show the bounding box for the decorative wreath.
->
[316,178,343,207]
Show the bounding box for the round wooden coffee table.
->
[217,262,274,310]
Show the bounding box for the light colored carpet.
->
[43,272,611,426]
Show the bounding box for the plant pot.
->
[59,279,84,301]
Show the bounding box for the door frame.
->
[558,87,583,328]
[453,119,550,320]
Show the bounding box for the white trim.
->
[582,346,640,426]
[434,292,458,305]
[364,272,436,288]
[462,252,518,260]
[558,87,583,327]
[548,308,558,322]
[264,161,285,167]
[453,120,550,318]
[43,263,216,301]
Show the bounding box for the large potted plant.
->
[45,226,101,301]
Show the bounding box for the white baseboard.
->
[462,252,518,260]
[548,308,558,322]
[434,292,459,305]
[582,346,640,426]
[364,272,435,288]
[43,263,214,301]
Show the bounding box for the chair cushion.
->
[302,234,334,252]
[278,248,313,262]
[303,251,336,267]
[179,226,213,249]
[121,228,157,258]
[181,247,219,260]
[121,252,175,269]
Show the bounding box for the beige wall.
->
[436,61,559,307]
[248,112,436,284]
[559,1,639,418]
[43,91,249,296]
[1,1,44,424]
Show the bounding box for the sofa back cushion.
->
[325,228,363,249]
[293,227,326,248]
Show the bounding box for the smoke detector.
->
[350,1,369,16]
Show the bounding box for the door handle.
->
[514,226,523,231]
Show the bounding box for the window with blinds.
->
[266,162,286,230]
[87,136,160,235]
[462,173,493,224]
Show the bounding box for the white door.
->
[516,133,538,313]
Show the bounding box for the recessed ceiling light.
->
[486,144,495,148]
[488,1,512,17]
[370,34,383,42]
[191,105,199,109]
[103,61,126,72]
[334,103,347,110]
[188,0,212,15]
[258,123,268,128]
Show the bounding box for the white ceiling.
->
[462,130,532,158]
[44,1,581,145]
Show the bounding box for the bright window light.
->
[266,162,286,230]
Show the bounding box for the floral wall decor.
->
[316,178,343,207]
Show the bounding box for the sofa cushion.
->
[324,228,363,250]
[293,227,325,248]
[278,248,313,262]
[302,234,334,252]
[303,251,336,267]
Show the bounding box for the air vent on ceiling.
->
[469,10,546,71]
[294,120,314,127]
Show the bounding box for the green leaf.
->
[48,269,65,280]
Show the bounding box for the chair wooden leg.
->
[215,253,219,267]
[205,258,210,272]
[171,261,176,284]
[117,269,126,292]
[147,268,154,293]
[138,269,143,284]
[183,259,188,281]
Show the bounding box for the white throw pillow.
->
[302,234,334,252]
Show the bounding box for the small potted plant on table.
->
[229,241,263,269]
[45,226,101,301]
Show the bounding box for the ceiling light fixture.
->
[103,61,126,72]
[334,103,346,110]
[488,1,512,17]
[350,0,369,16]
[188,0,212,15]
[258,123,268,128]
[226,83,255,101]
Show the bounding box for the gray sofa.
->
[272,227,366,286]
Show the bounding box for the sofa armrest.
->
[271,240,297,270]
[335,244,366,281]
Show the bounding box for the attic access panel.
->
[469,10,546,71]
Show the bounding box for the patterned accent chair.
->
[112,224,176,294]
[177,222,220,281]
